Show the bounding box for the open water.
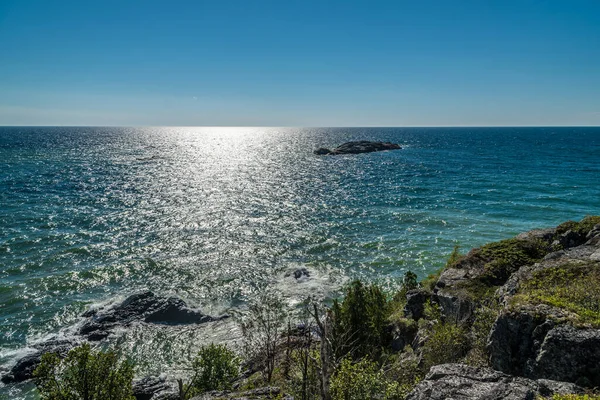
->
[1,126,599,398]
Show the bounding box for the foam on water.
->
[1,126,600,398]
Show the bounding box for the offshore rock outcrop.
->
[406,363,583,400]
[1,292,226,384]
[79,291,226,341]
[314,141,401,155]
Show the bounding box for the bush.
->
[464,302,500,367]
[34,343,135,400]
[333,280,391,359]
[182,343,240,397]
[512,262,600,327]
[421,319,468,370]
[478,238,548,285]
[330,358,410,400]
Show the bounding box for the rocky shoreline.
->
[2,217,600,399]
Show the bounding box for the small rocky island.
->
[314,140,402,155]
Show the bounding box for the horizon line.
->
[2,125,600,128]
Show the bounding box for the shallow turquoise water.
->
[1,126,599,397]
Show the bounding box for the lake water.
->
[1,126,599,398]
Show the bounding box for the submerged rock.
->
[406,363,583,400]
[314,141,401,155]
[1,340,76,384]
[1,292,227,385]
[79,291,226,341]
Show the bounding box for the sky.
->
[1,0,599,126]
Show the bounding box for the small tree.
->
[34,343,135,400]
[178,343,240,399]
[338,280,390,359]
[240,291,287,383]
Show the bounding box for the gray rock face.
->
[80,291,225,341]
[489,237,600,388]
[406,364,582,400]
[314,141,401,155]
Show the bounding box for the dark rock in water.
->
[294,268,310,279]
[406,363,583,400]
[1,340,75,384]
[133,376,178,400]
[314,141,401,155]
[2,292,227,385]
[79,291,225,341]
[313,147,331,155]
[284,267,310,280]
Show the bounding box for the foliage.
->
[288,348,321,400]
[382,347,423,389]
[34,343,134,400]
[445,245,463,269]
[556,215,600,236]
[180,343,240,398]
[512,262,600,327]
[333,280,391,360]
[402,271,419,291]
[330,358,411,400]
[240,291,287,383]
[464,301,501,367]
[421,319,468,370]
[478,238,548,285]
[540,395,600,400]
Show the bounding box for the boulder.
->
[406,363,583,400]
[314,141,401,155]
[1,340,75,384]
[2,292,226,385]
[403,290,431,321]
[133,376,178,400]
[80,291,226,341]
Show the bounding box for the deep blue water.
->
[1,126,599,397]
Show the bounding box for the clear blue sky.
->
[1,0,599,126]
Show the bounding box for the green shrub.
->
[478,238,548,285]
[464,302,501,367]
[334,280,391,359]
[330,358,411,400]
[512,262,600,327]
[402,271,419,291]
[541,395,600,400]
[556,215,600,236]
[421,320,468,370]
[183,343,240,397]
[34,343,135,400]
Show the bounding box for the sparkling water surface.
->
[1,127,599,398]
